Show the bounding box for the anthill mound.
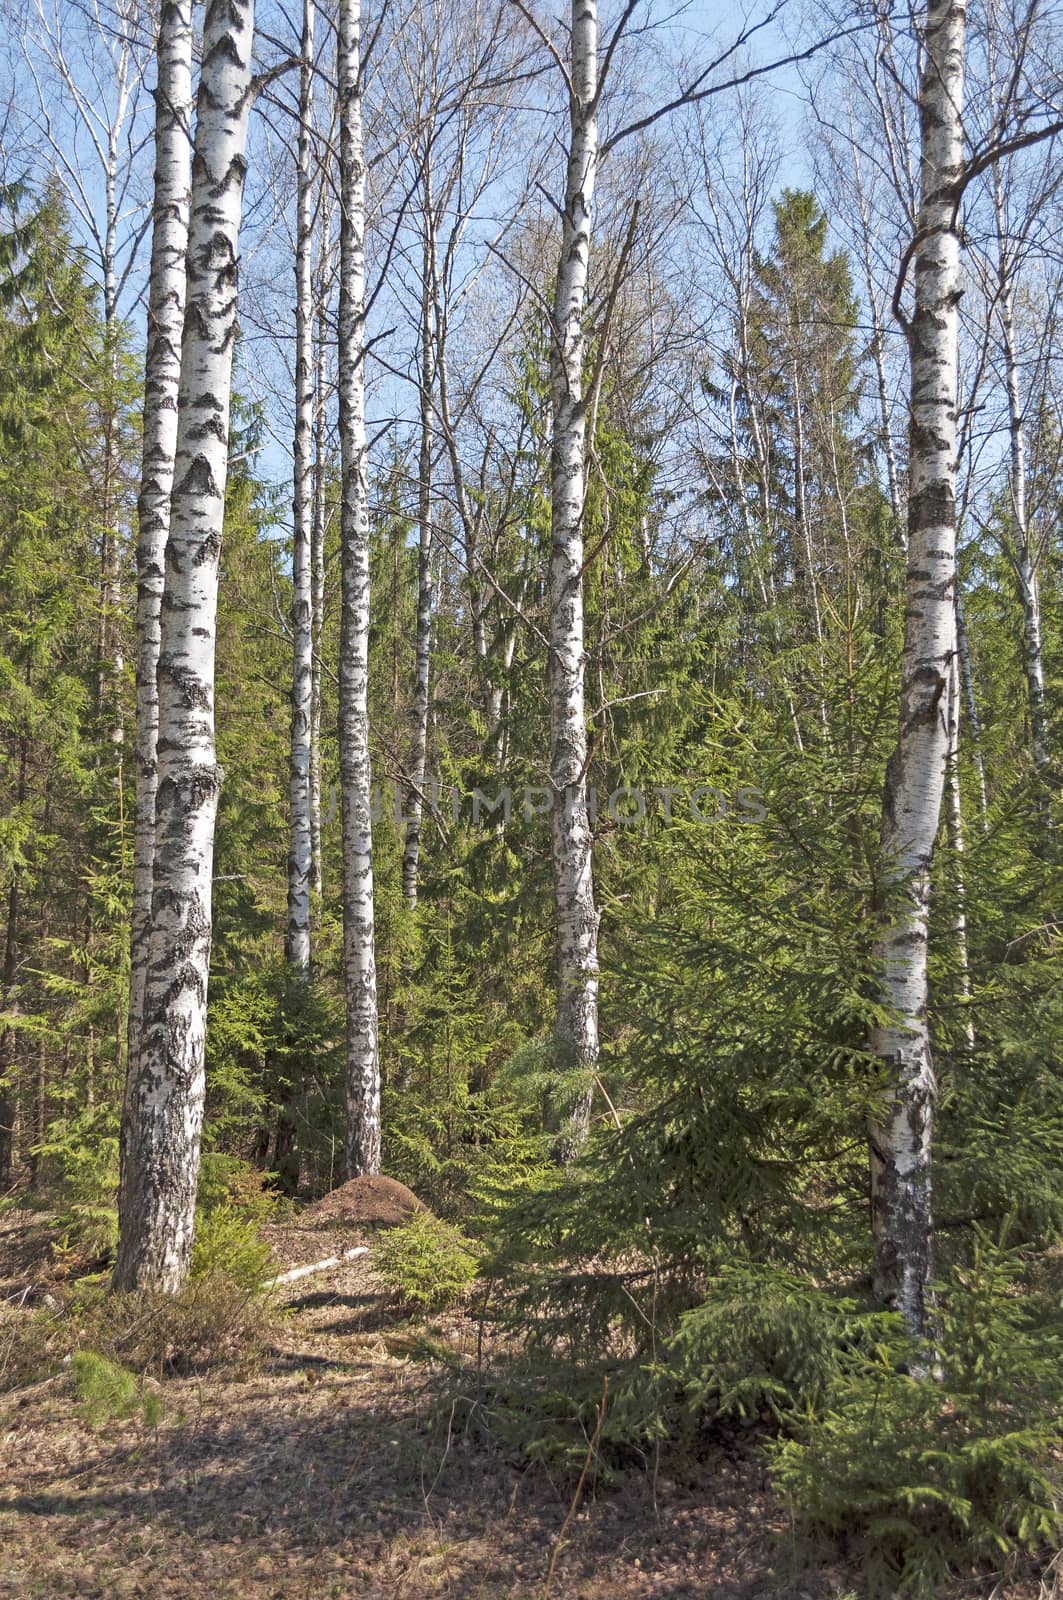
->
[304,1174,425,1229]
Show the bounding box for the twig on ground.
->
[542,1375,608,1598]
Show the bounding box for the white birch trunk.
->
[336,0,380,1178]
[287,0,316,974]
[124,0,193,1114]
[98,11,134,774]
[547,0,600,1156]
[113,0,256,1293]
[867,0,966,1338]
[310,218,332,905]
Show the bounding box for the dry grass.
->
[0,1210,1054,1600]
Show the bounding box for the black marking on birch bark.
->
[202,24,246,74]
[174,453,222,499]
[208,157,248,202]
[154,762,224,808]
[184,298,213,343]
[192,529,222,566]
[188,414,229,450]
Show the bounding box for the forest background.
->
[1,0,1063,1592]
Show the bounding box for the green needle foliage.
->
[374,1211,479,1313]
[770,1239,1063,1598]
[71,1351,163,1430]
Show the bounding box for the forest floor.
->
[0,1204,1055,1600]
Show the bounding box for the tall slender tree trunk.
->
[791,359,831,743]
[791,362,823,644]
[944,637,975,1049]
[997,273,1049,772]
[956,587,989,822]
[310,290,327,904]
[850,124,905,543]
[0,879,20,1189]
[97,20,134,778]
[402,220,435,911]
[546,0,600,1156]
[310,211,332,906]
[287,0,316,974]
[123,0,194,1166]
[336,0,380,1178]
[113,0,256,1293]
[273,0,318,1196]
[731,301,805,752]
[435,335,491,708]
[867,0,966,1338]
[0,732,29,1188]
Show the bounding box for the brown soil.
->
[304,1176,425,1231]
[0,1209,1050,1600]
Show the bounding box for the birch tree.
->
[534,3,859,1153]
[287,0,316,973]
[391,2,533,899]
[123,0,194,1160]
[311,205,335,905]
[113,0,257,1292]
[336,0,380,1178]
[867,0,967,1338]
[545,0,601,1154]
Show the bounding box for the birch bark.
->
[867,0,966,1338]
[287,0,316,974]
[310,232,331,905]
[124,0,193,1134]
[337,0,380,1177]
[113,0,256,1292]
[547,0,600,1155]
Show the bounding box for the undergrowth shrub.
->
[82,1275,276,1376]
[769,1239,1063,1598]
[71,1350,162,1429]
[0,1273,277,1391]
[468,1266,882,1475]
[0,1303,66,1392]
[662,1266,891,1423]
[374,1211,478,1313]
[192,1207,275,1292]
[458,1337,697,1479]
[192,1154,279,1291]
[936,974,1063,1246]
[188,1152,284,1286]
[31,1102,120,1257]
[387,1089,550,1222]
